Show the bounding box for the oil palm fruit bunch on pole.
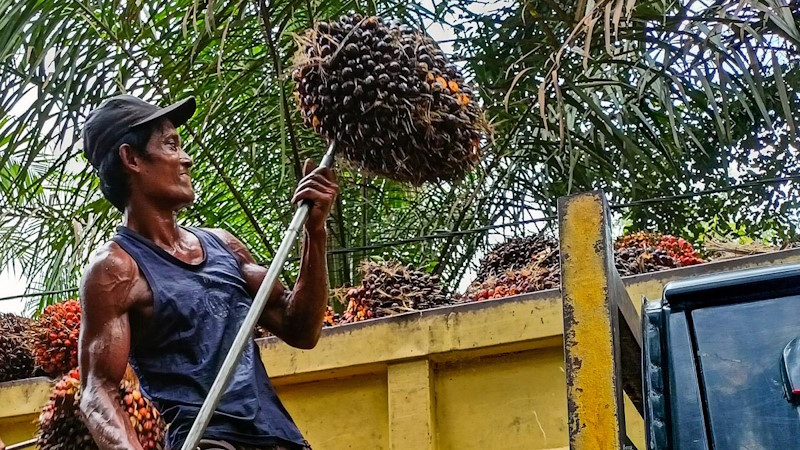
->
[37,368,166,450]
[29,299,81,377]
[340,260,448,323]
[0,313,36,382]
[291,13,491,184]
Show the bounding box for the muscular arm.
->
[78,244,145,450]
[211,228,329,349]
[210,157,338,350]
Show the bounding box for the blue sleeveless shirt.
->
[112,226,306,450]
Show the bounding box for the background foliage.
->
[0,0,798,312]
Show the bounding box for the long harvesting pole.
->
[180,141,336,450]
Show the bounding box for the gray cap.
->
[82,95,196,169]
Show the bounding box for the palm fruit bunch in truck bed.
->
[614,231,704,276]
[291,13,490,184]
[340,260,448,323]
[29,299,81,377]
[476,235,561,283]
[461,264,559,302]
[0,313,36,382]
[614,245,677,276]
[37,368,166,450]
[323,305,340,326]
[460,235,561,302]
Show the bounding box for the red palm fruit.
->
[29,299,82,377]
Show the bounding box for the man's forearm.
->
[285,227,329,344]
[80,384,144,450]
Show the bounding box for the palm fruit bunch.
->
[0,313,36,382]
[656,235,704,266]
[340,260,448,323]
[461,264,558,302]
[476,235,560,283]
[37,369,92,449]
[614,246,678,276]
[323,305,340,327]
[291,13,490,184]
[29,299,81,377]
[37,368,166,450]
[615,231,704,267]
[119,378,166,449]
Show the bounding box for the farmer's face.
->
[133,120,195,209]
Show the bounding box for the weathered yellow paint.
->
[388,360,435,450]
[0,415,37,448]
[435,347,569,449]
[0,378,51,447]
[624,393,645,448]
[275,372,390,449]
[0,378,51,417]
[559,193,621,449]
[261,291,565,381]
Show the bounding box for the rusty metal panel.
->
[558,191,625,449]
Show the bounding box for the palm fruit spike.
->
[0,313,36,382]
[37,368,166,450]
[29,299,81,377]
[340,260,448,323]
[291,14,491,184]
[614,231,659,249]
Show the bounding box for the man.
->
[77,95,338,450]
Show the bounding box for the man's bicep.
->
[208,228,288,302]
[209,229,294,335]
[78,257,134,386]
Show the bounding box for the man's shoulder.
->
[82,240,137,285]
[199,228,254,264]
[201,227,235,243]
[80,240,147,318]
[201,227,242,252]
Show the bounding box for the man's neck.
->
[122,200,182,248]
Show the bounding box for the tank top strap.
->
[189,228,240,265]
[111,228,168,299]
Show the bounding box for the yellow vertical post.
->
[387,359,436,450]
[558,191,625,449]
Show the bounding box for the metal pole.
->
[180,141,337,450]
[6,439,36,450]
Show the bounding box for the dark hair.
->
[96,121,159,211]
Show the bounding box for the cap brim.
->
[131,96,197,129]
